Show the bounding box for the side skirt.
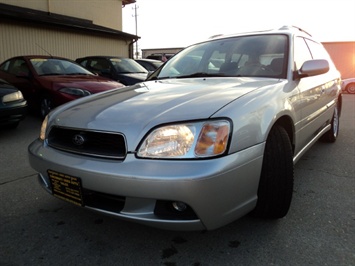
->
[293,124,331,164]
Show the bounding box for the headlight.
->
[2,91,24,103]
[59,87,91,97]
[137,120,231,159]
[40,115,48,141]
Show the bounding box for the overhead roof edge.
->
[122,0,136,6]
[0,3,139,40]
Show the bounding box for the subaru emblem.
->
[72,134,85,146]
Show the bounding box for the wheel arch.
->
[272,115,295,154]
[337,93,343,117]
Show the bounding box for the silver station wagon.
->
[29,26,342,231]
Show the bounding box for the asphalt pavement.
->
[0,95,354,266]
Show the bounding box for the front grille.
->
[47,126,127,159]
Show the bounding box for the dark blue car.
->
[76,56,148,86]
[0,79,27,128]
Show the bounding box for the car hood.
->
[0,86,18,96]
[39,75,123,93]
[52,78,280,147]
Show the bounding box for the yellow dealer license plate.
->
[48,170,84,206]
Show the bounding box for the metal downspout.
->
[129,38,139,59]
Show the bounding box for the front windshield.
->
[154,34,288,79]
[31,58,93,76]
[110,58,148,74]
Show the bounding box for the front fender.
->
[213,81,297,154]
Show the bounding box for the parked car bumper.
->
[28,139,264,231]
[0,102,27,126]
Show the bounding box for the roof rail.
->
[279,25,312,37]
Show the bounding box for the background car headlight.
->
[2,91,24,103]
[59,87,91,97]
[137,120,231,159]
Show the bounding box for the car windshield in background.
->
[155,34,288,80]
[110,58,148,74]
[30,58,93,76]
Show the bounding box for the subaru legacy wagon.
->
[29,26,342,231]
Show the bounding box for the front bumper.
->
[28,139,264,231]
[0,102,27,126]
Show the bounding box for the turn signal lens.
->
[195,121,230,157]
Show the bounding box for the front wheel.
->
[251,125,294,219]
[40,96,53,118]
[346,83,355,94]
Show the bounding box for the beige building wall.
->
[142,48,184,59]
[0,0,123,30]
[323,42,355,79]
[0,22,130,62]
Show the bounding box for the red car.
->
[0,56,124,117]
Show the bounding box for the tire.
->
[320,103,339,143]
[346,83,355,94]
[251,125,294,219]
[40,96,52,118]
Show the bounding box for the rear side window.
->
[305,39,336,69]
[305,39,329,59]
[0,59,27,75]
[294,37,313,70]
[88,58,111,71]
[78,59,88,67]
[0,60,10,71]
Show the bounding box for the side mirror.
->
[294,59,329,79]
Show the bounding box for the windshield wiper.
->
[67,73,89,75]
[175,72,225,79]
[39,73,62,76]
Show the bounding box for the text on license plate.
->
[47,170,84,206]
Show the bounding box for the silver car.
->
[341,78,355,94]
[28,26,342,231]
